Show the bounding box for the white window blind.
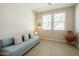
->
[53,12,66,30]
[42,14,51,30]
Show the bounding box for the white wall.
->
[0,4,35,39]
[75,4,79,47]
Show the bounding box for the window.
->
[53,12,66,30]
[41,12,66,30]
[42,14,51,30]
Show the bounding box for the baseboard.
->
[41,38,66,43]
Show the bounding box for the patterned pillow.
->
[28,33,34,39]
[23,34,29,41]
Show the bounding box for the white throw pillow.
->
[13,35,23,45]
[24,34,29,41]
[30,32,34,38]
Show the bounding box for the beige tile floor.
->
[25,40,79,56]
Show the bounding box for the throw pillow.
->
[13,35,23,45]
[30,33,34,38]
[23,34,29,41]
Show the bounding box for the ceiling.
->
[0,3,75,12]
[23,3,75,12]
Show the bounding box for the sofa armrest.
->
[0,40,3,53]
[33,36,39,39]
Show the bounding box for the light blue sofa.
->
[0,35,40,56]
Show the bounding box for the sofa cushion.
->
[13,35,23,45]
[0,38,13,47]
